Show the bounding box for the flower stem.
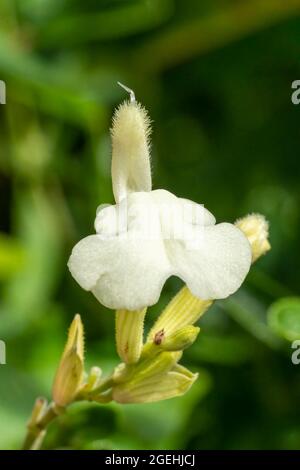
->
[77,376,115,400]
[22,402,64,450]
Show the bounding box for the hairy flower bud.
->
[235,214,270,262]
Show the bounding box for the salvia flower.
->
[68,84,252,311]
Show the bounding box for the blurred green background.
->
[0,0,300,450]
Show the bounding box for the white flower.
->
[68,84,251,311]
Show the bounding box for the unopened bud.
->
[52,314,84,407]
[159,326,200,351]
[235,213,270,262]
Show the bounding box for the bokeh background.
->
[0,0,300,450]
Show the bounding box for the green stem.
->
[22,402,64,450]
[22,375,114,450]
[78,376,115,400]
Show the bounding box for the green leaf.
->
[0,233,25,279]
[268,297,300,342]
[186,332,256,365]
[0,188,64,337]
[37,0,173,47]
[222,291,281,349]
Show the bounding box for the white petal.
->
[150,189,216,239]
[94,205,118,235]
[151,189,215,226]
[167,223,252,299]
[68,235,106,291]
[177,197,216,226]
[68,234,172,310]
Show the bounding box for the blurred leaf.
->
[0,31,107,128]
[37,0,174,47]
[44,403,119,450]
[0,365,45,450]
[0,233,25,279]
[268,297,300,341]
[222,291,282,349]
[134,0,300,71]
[186,332,256,365]
[0,407,26,450]
[0,188,64,337]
